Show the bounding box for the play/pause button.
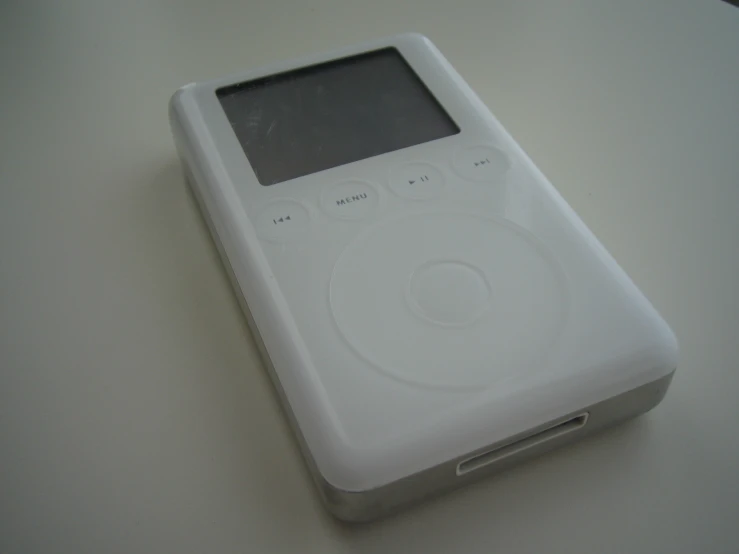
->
[389,162,444,199]
[408,175,431,185]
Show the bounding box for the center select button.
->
[408,261,492,327]
[321,180,380,219]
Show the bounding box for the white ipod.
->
[169,33,678,521]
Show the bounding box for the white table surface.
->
[2,1,738,552]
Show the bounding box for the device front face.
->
[174,33,677,499]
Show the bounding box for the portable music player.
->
[169,33,678,521]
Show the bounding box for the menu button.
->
[322,181,379,219]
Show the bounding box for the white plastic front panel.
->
[171,33,678,492]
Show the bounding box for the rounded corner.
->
[169,83,195,110]
[402,31,433,45]
[311,433,375,495]
[394,32,436,52]
[651,317,680,379]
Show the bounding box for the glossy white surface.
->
[1,0,738,551]
[172,33,676,494]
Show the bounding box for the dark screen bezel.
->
[215,47,460,186]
